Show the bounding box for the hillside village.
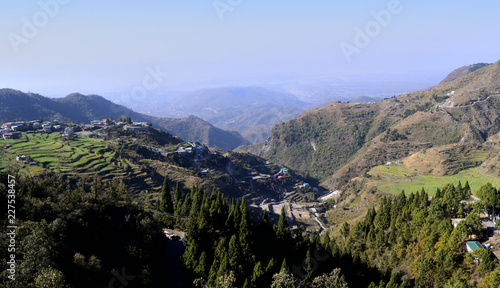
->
[1,117,339,232]
[0,117,150,140]
[4,116,500,242]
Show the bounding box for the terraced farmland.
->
[0,132,161,193]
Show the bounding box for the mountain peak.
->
[439,62,491,85]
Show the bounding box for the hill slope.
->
[439,62,491,84]
[237,61,500,190]
[0,89,250,150]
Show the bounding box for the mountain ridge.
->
[236,61,500,190]
[0,89,250,150]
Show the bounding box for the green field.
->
[369,164,500,196]
[0,133,159,192]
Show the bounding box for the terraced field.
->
[0,132,160,193]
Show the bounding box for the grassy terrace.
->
[369,164,500,196]
[0,132,160,193]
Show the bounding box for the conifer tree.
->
[181,191,192,216]
[280,258,289,272]
[251,261,265,287]
[173,182,182,214]
[159,177,174,213]
[463,181,472,199]
[195,251,209,277]
[228,234,241,271]
[276,207,291,241]
[239,198,253,261]
[216,255,230,284]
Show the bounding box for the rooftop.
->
[466,241,484,252]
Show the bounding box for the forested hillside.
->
[3,169,499,287]
[0,172,168,288]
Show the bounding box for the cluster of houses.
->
[175,142,207,158]
[123,122,149,132]
[84,119,149,132]
[1,120,80,140]
[1,118,153,141]
[451,195,500,259]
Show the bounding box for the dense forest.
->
[0,171,168,288]
[1,169,500,287]
[334,182,500,288]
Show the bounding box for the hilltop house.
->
[91,120,103,127]
[123,123,149,131]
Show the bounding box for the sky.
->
[0,0,499,98]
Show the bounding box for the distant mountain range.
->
[0,89,250,150]
[112,85,400,144]
[124,86,306,144]
[237,60,500,191]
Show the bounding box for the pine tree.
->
[216,255,230,284]
[251,261,265,287]
[239,198,253,262]
[304,250,314,279]
[276,207,291,241]
[173,182,182,215]
[190,187,205,217]
[464,181,472,199]
[195,251,209,278]
[208,239,227,285]
[159,177,174,213]
[228,234,241,271]
[280,258,289,273]
[180,191,192,216]
[385,273,398,288]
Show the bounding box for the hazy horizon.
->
[1,0,499,98]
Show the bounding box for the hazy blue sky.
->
[1,0,499,97]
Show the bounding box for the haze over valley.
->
[2,1,500,287]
